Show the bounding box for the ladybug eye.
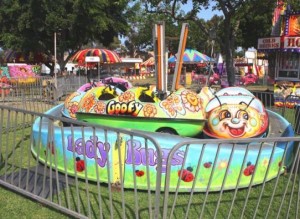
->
[219,110,231,121]
[237,110,248,120]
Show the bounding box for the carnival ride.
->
[62,76,132,119]
[31,23,295,192]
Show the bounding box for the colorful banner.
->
[287,14,300,36]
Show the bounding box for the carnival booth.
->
[258,2,300,108]
[140,57,155,76]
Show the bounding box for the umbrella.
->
[70,48,121,66]
[3,50,51,63]
[141,57,155,66]
[168,48,212,63]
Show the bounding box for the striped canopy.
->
[70,48,122,66]
[168,48,213,63]
[141,57,155,66]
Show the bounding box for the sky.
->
[181,1,222,20]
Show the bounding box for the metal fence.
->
[0,78,300,218]
[0,105,299,218]
[0,106,163,219]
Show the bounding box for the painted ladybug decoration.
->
[44,142,55,155]
[243,162,255,176]
[135,170,145,177]
[204,162,212,168]
[178,168,194,182]
[76,157,85,172]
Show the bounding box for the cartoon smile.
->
[224,123,246,137]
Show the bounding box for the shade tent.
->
[168,48,213,63]
[70,48,122,66]
[141,57,155,66]
[70,48,122,80]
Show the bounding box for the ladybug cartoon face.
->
[205,93,268,139]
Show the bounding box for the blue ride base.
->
[31,104,295,192]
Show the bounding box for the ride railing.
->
[162,137,300,219]
[0,76,57,112]
[283,95,300,135]
[56,75,87,97]
[0,105,163,219]
[0,75,89,112]
[0,105,299,218]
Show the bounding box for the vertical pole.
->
[54,32,57,88]
[153,22,166,98]
[98,62,100,81]
[171,23,189,91]
[155,23,162,91]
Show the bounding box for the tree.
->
[235,0,276,50]
[123,2,182,58]
[0,0,131,73]
[143,0,256,86]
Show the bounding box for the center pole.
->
[171,23,189,91]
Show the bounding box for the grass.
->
[0,187,69,219]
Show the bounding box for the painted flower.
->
[65,92,80,107]
[143,104,157,117]
[94,101,106,114]
[161,100,177,117]
[119,91,135,102]
[217,160,228,170]
[181,89,201,112]
[160,94,185,117]
[262,158,269,167]
[68,102,79,118]
[82,93,96,112]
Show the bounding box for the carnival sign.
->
[257,37,281,50]
[85,56,100,62]
[283,37,300,49]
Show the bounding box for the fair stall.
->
[258,6,300,107]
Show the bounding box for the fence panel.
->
[1,84,300,218]
[283,95,300,134]
[0,76,57,112]
[0,106,163,219]
[162,137,300,219]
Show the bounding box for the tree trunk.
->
[223,17,236,86]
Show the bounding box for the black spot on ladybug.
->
[186,166,193,172]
